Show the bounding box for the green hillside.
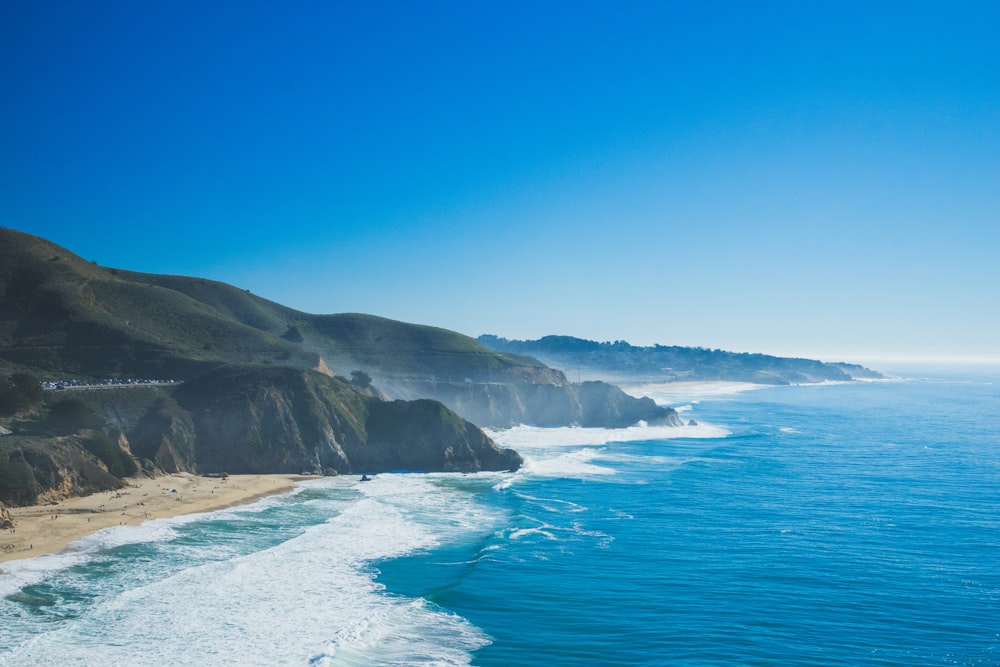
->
[0,228,679,436]
[0,227,549,384]
[303,313,557,382]
[1,228,683,506]
[0,229,315,377]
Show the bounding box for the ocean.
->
[2,369,998,665]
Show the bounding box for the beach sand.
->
[0,473,314,566]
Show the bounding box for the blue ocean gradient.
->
[1,373,998,665]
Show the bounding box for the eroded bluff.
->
[380,378,683,428]
[129,366,521,475]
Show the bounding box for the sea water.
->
[2,369,998,665]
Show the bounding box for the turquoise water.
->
[2,373,999,665]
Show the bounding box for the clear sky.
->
[2,1,998,364]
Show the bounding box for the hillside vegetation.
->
[0,228,678,504]
[1,228,543,382]
[0,228,670,429]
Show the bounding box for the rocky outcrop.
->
[381,379,682,428]
[129,397,198,473]
[127,365,521,476]
[0,435,126,506]
[0,365,522,506]
[1,502,17,530]
[365,399,522,472]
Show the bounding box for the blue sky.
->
[2,1,998,363]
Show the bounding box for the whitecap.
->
[1,473,502,665]
[509,527,558,541]
[621,381,766,404]
[522,448,616,478]
[0,550,97,598]
[485,421,729,449]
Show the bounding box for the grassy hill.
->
[2,228,678,505]
[0,227,551,384]
[0,228,679,438]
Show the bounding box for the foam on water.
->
[485,417,729,492]
[485,420,729,449]
[68,520,181,552]
[0,487,317,599]
[0,550,97,599]
[522,448,616,478]
[0,474,503,665]
[621,380,766,405]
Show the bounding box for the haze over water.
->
[3,370,997,665]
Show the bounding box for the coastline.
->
[0,472,314,566]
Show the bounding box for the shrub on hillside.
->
[42,397,102,435]
[0,454,35,505]
[0,373,44,416]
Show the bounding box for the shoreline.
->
[0,472,315,566]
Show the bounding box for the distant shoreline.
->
[0,472,314,567]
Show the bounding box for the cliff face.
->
[365,399,522,472]
[0,436,126,506]
[128,397,198,473]
[381,379,682,428]
[0,365,521,505]
[127,366,521,476]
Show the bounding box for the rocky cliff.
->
[0,365,521,506]
[128,365,521,476]
[0,434,126,506]
[379,378,682,428]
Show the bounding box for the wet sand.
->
[0,473,313,566]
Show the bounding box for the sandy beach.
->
[0,473,313,566]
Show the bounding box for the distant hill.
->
[0,227,560,504]
[0,228,670,429]
[0,227,549,384]
[478,335,884,385]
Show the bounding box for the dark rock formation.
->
[365,399,522,472]
[0,365,522,506]
[381,378,682,428]
[128,365,521,476]
[0,435,126,506]
[129,397,198,473]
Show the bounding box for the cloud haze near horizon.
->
[2,1,997,364]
